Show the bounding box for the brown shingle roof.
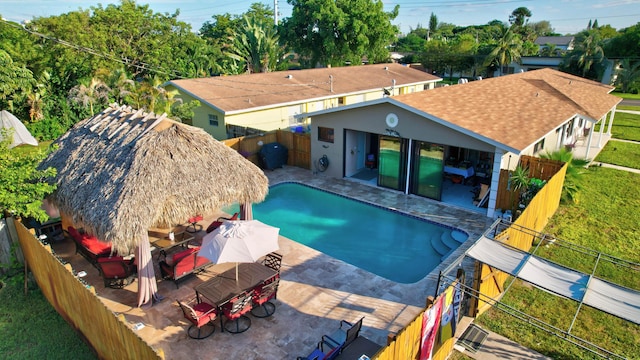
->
[392,68,620,153]
[168,63,440,113]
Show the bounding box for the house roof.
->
[534,36,574,47]
[38,104,268,254]
[167,63,440,114]
[391,68,620,153]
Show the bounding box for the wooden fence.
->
[374,276,464,360]
[471,161,568,317]
[221,130,311,170]
[13,219,163,360]
[494,155,565,213]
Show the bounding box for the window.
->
[318,127,334,143]
[566,119,574,136]
[534,138,545,153]
[208,114,219,127]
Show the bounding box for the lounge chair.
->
[322,317,364,356]
[205,212,239,233]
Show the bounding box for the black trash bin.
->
[259,142,288,170]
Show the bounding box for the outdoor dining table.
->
[194,262,278,307]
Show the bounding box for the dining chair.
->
[262,252,283,273]
[250,277,280,318]
[221,291,254,333]
[322,317,364,355]
[177,299,218,339]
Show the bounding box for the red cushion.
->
[171,247,199,264]
[81,234,112,256]
[205,213,239,233]
[188,215,204,223]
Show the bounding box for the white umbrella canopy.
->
[199,220,280,280]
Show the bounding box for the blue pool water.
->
[226,183,468,283]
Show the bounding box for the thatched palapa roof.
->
[39,104,268,254]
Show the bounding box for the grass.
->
[476,167,640,359]
[595,140,640,169]
[612,92,640,100]
[0,278,96,359]
[594,109,640,142]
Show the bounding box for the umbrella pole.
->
[236,262,239,283]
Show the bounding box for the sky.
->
[1,0,639,35]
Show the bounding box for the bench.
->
[67,226,115,269]
[159,246,212,288]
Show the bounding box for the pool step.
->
[451,230,468,243]
[431,231,452,257]
[441,232,461,250]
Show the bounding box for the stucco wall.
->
[310,103,496,179]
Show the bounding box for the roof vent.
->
[384,66,389,71]
[286,74,293,79]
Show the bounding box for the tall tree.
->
[280,0,399,67]
[615,58,640,93]
[0,134,57,222]
[484,27,522,75]
[509,7,532,27]
[572,31,605,77]
[227,15,281,73]
[67,77,111,116]
[0,50,34,113]
[428,12,438,40]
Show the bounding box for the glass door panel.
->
[378,137,406,191]
[410,141,444,200]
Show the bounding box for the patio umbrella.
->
[199,220,279,281]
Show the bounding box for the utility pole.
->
[274,0,279,25]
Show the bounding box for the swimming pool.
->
[226,183,468,283]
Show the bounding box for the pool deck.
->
[51,166,495,359]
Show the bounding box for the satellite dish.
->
[385,113,399,128]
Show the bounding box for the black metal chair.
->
[221,291,254,333]
[322,317,364,356]
[177,299,218,339]
[250,277,280,318]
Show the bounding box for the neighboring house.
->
[300,68,621,218]
[493,36,575,76]
[534,36,575,52]
[165,64,441,140]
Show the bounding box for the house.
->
[165,64,441,140]
[494,36,575,76]
[299,68,621,218]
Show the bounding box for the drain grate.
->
[456,324,489,353]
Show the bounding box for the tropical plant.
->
[484,27,522,76]
[67,77,111,116]
[615,58,640,93]
[26,71,51,123]
[572,31,605,78]
[509,164,530,210]
[226,15,281,74]
[0,134,57,222]
[540,148,589,203]
[0,50,34,112]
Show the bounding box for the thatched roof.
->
[39,104,268,254]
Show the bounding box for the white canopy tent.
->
[467,235,640,325]
[0,110,38,148]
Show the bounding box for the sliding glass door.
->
[378,136,407,191]
[410,141,444,200]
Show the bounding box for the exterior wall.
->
[169,82,437,139]
[310,103,495,179]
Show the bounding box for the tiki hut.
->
[38,104,269,306]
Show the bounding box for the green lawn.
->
[595,140,640,169]
[0,279,96,359]
[612,92,640,100]
[477,166,640,359]
[599,109,640,142]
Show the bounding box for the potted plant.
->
[509,165,530,213]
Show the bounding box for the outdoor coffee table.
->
[194,262,277,307]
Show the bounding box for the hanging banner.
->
[439,285,457,344]
[419,295,444,360]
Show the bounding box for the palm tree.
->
[615,58,640,93]
[540,148,589,204]
[539,43,561,57]
[96,67,134,105]
[226,15,281,74]
[26,71,50,122]
[572,32,605,77]
[484,27,522,76]
[68,77,111,116]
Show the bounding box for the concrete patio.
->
[51,166,494,359]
